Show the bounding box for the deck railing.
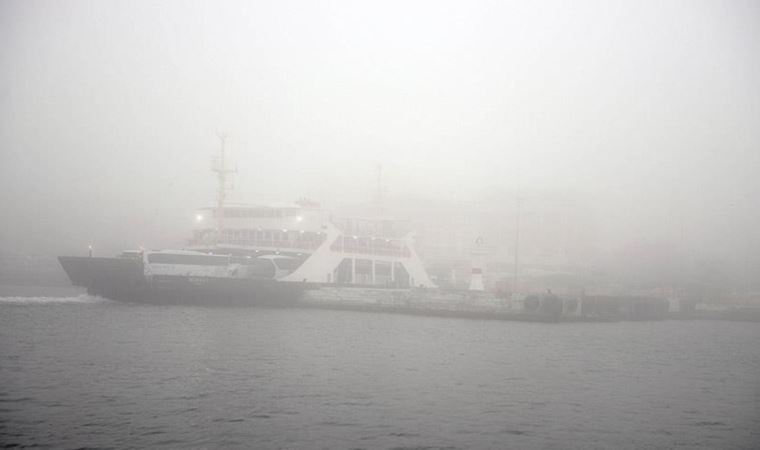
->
[329,237,411,257]
[189,237,325,250]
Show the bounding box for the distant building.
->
[346,190,599,293]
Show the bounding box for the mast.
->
[374,163,384,214]
[212,132,236,242]
[513,194,522,295]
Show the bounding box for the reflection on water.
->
[1,297,758,449]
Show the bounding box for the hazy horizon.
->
[2,4,760,448]
[2,0,759,275]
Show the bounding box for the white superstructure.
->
[141,249,298,281]
[179,137,435,288]
[188,202,435,288]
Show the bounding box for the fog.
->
[3,4,760,448]
[2,0,759,282]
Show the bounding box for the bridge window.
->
[147,253,228,266]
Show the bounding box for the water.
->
[1,294,759,449]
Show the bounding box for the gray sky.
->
[1,0,759,259]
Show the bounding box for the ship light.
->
[195,214,204,222]
[296,216,303,222]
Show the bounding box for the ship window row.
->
[147,253,229,266]
[335,219,409,238]
[191,229,327,247]
[213,208,299,218]
[330,236,411,257]
[332,258,410,287]
[221,229,324,241]
[218,229,326,249]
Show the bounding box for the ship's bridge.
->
[328,216,413,258]
[194,202,326,231]
[332,216,411,239]
[190,201,330,251]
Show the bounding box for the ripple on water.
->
[0,305,758,449]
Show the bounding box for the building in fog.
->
[342,190,599,293]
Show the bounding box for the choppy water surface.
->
[1,295,758,449]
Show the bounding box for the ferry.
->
[58,198,575,318]
[58,200,438,306]
[58,136,437,306]
[59,136,665,319]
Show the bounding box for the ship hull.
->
[58,256,310,306]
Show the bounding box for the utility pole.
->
[513,194,522,295]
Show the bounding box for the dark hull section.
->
[58,256,310,306]
[131,275,309,306]
[58,256,144,300]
